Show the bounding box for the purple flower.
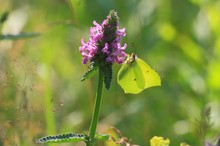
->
[79,11,127,65]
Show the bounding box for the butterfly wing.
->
[117,62,144,94]
[132,60,146,89]
[136,58,161,89]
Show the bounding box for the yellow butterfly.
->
[117,53,161,94]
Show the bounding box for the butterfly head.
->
[125,53,137,64]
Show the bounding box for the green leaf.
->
[81,63,98,81]
[103,63,112,90]
[0,32,40,40]
[95,133,110,141]
[36,133,85,143]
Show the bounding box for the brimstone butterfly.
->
[117,53,161,94]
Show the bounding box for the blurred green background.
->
[1,0,220,145]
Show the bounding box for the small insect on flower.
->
[117,53,161,94]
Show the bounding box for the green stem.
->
[44,65,56,146]
[88,67,104,144]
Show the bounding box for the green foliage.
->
[1,0,220,146]
[0,33,40,40]
[81,60,113,90]
[95,133,110,141]
[102,63,112,90]
[36,132,109,144]
[36,133,85,143]
[81,62,98,81]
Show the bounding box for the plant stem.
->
[44,65,56,146]
[88,67,104,144]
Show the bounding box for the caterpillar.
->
[36,133,85,143]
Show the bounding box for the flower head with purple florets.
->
[79,10,127,89]
[79,11,127,65]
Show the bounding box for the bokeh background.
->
[1,0,220,145]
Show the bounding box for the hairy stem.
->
[88,67,103,145]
